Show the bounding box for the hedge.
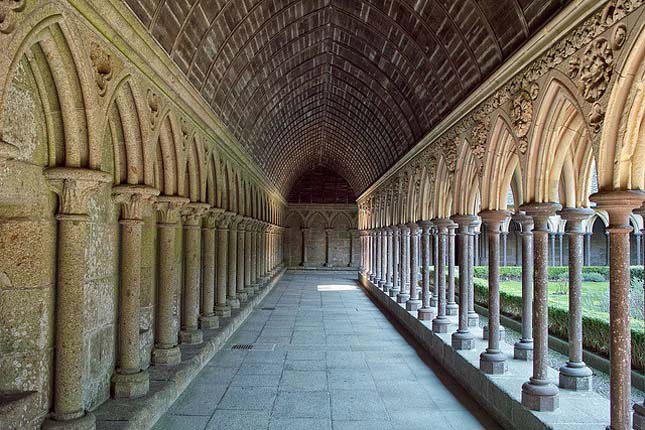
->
[472,278,644,370]
[471,265,645,284]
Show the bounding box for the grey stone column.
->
[251,222,259,290]
[236,219,248,302]
[431,224,439,307]
[591,191,644,429]
[261,223,269,281]
[446,222,458,316]
[43,168,111,430]
[584,232,592,266]
[349,228,357,267]
[152,195,190,367]
[418,220,434,320]
[110,185,158,399]
[215,212,234,317]
[200,209,222,329]
[558,207,594,390]
[451,215,476,349]
[478,210,510,374]
[243,218,254,296]
[468,219,480,327]
[513,213,534,360]
[180,203,210,345]
[521,202,560,411]
[397,224,410,303]
[474,230,480,266]
[501,230,508,267]
[390,226,401,297]
[375,229,383,285]
[432,219,450,333]
[227,215,241,308]
[558,232,564,266]
[407,222,421,311]
[368,230,375,281]
[635,232,642,267]
[324,228,333,267]
[300,227,309,266]
[385,227,394,290]
[359,230,367,273]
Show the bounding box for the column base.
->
[513,340,533,360]
[417,307,434,321]
[633,402,645,430]
[483,325,505,340]
[111,370,149,399]
[152,345,181,366]
[377,280,385,289]
[238,291,248,302]
[388,287,399,298]
[215,305,232,318]
[558,363,593,391]
[446,303,458,316]
[467,312,479,327]
[451,330,475,350]
[43,412,96,430]
[405,299,421,311]
[432,316,450,333]
[396,293,410,304]
[480,351,507,374]
[430,297,438,307]
[384,282,393,294]
[180,328,203,345]
[521,379,559,411]
[199,314,219,329]
[227,298,241,309]
[244,287,255,298]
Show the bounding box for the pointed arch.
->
[454,140,482,215]
[433,156,453,219]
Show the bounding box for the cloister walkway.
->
[153,271,499,430]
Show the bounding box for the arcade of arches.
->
[1,1,645,429]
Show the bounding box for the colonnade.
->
[359,195,644,429]
[43,169,284,429]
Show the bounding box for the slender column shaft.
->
[227,217,240,308]
[325,228,333,267]
[43,168,111,429]
[451,215,475,349]
[418,221,434,320]
[200,210,220,329]
[636,207,645,430]
[237,220,247,301]
[349,229,356,267]
[390,226,400,297]
[432,220,450,333]
[407,222,421,311]
[446,223,458,315]
[468,221,480,327]
[521,203,560,411]
[375,230,383,282]
[558,208,594,390]
[513,213,534,360]
[244,221,253,295]
[251,224,259,288]
[478,210,510,374]
[396,225,410,303]
[431,225,439,307]
[215,213,233,317]
[385,228,393,289]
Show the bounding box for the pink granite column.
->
[446,221,458,316]
[390,226,401,297]
[468,219,480,327]
[397,224,410,303]
[418,220,434,320]
[432,219,450,333]
[407,222,422,311]
[451,214,476,349]
[512,212,534,360]
[431,223,440,307]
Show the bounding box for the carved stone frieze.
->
[0,0,26,35]
[147,89,162,130]
[578,38,614,102]
[90,42,113,97]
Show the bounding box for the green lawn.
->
[476,278,644,329]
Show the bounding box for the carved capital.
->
[181,202,210,226]
[45,168,112,218]
[155,195,190,224]
[112,184,160,221]
[203,207,225,228]
[216,211,236,229]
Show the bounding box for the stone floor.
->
[153,271,500,430]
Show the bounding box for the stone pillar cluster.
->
[358,192,645,428]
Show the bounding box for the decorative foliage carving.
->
[470,120,488,160]
[529,82,540,100]
[147,89,161,129]
[0,0,26,35]
[90,42,113,97]
[180,117,192,151]
[568,57,581,79]
[588,102,604,133]
[612,24,627,50]
[511,90,532,153]
[578,38,614,102]
[443,141,457,172]
[113,185,159,220]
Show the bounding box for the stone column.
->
[591,191,644,429]
[501,230,508,267]
[200,208,223,329]
[374,229,383,285]
[418,221,434,320]
[385,227,394,291]
[243,218,254,297]
[261,223,269,281]
[558,232,564,266]
[432,219,450,333]
[558,207,594,390]
[513,213,534,360]
[42,168,111,430]
[226,215,241,308]
[215,212,234,318]
[431,224,439,307]
[406,222,421,311]
[635,231,642,267]
[446,222,458,316]
[451,215,476,349]
[111,185,158,399]
[474,229,480,266]
[478,210,510,374]
[390,226,401,297]
[468,219,480,327]
[358,230,366,273]
[324,228,333,267]
[521,202,560,411]
[180,203,210,345]
[349,228,357,267]
[250,221,259,291]
[300,227,309,266]
[152,195,190,366]
[584,232,592,266]
[397,224,410,303]
[236,218,248,302]
[368,230,375,281]
[634,206,645,430]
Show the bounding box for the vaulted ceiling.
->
[125,0,566,195]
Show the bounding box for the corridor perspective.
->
[2,0,645,430]
[153,272,497,430]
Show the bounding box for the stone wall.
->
[284,204,359,268]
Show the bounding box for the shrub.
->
[582,272,606,282]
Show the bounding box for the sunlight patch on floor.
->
[316,284,359,292]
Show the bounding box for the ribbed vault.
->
[125,0,565,195]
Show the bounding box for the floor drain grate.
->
[231,344,254,350]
